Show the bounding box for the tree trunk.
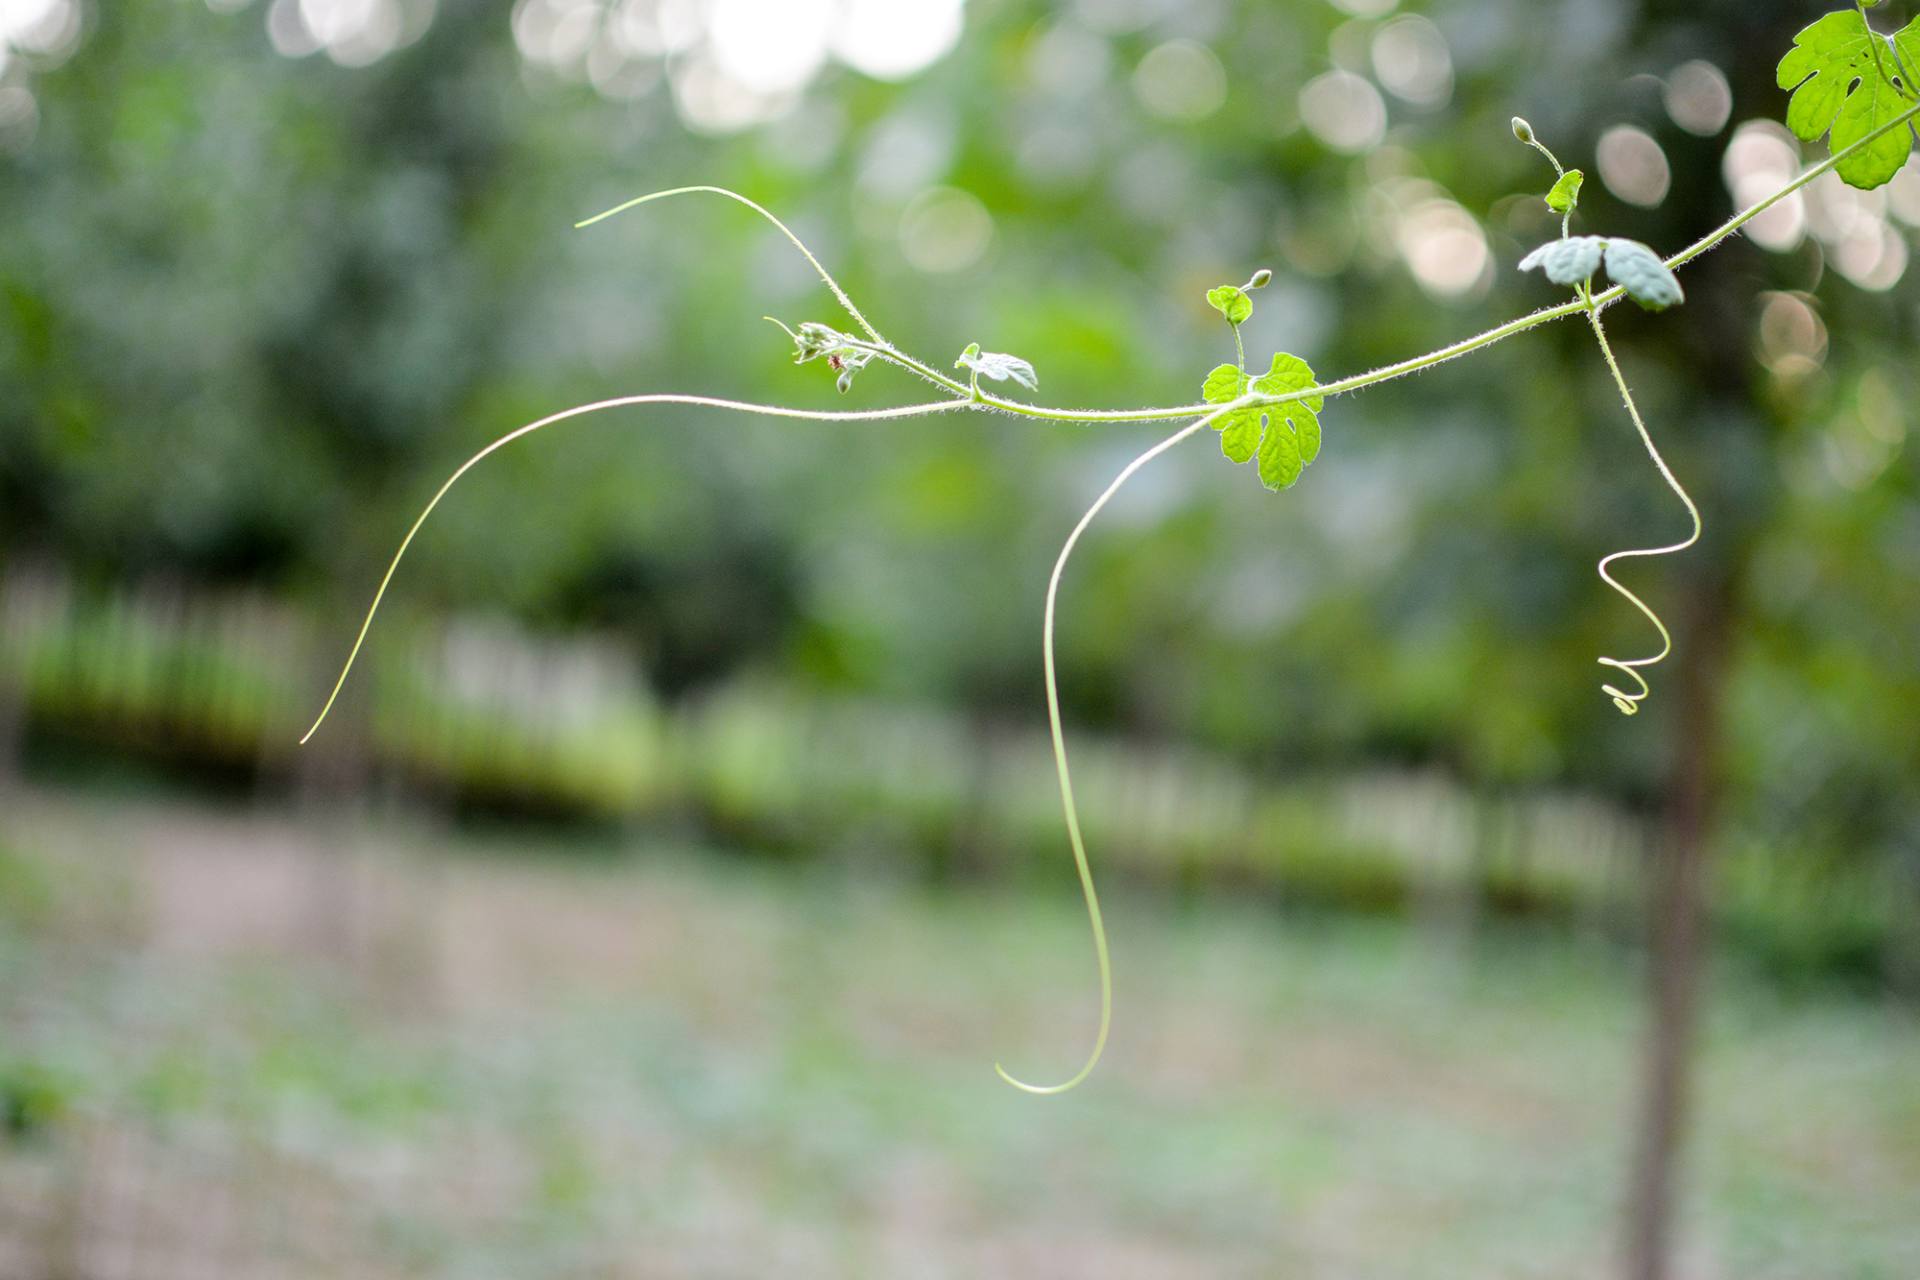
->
[1622,581,1733,1280]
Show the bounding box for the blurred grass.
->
[1,787,1916,1279]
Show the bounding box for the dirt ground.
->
[2,784,1917,1279]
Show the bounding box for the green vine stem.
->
[304,90,1920,1091]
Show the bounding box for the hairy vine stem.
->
[303,90,1920,1092]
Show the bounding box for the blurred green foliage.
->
[1,0,1917,960]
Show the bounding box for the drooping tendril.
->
[297,394,966,745]
[996,412,1215,1095]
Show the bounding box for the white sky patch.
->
[304,0,435,67]
[266,0,433,64]
[708,0,832,94]
[502,0,967,130]
[832,0,962,80]
[1,0,81,63]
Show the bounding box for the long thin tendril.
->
[297,395,967,745]
[1582,303,1702,716]
[996,411,1217,1094]
[576,185,889,346]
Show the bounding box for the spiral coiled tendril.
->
[1583,307,1701,716]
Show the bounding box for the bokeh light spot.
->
[1722,120,1805,251]
[1397,198,1489,299]
[898,186,993,274]
[1133,39,1227,123]
[1299,70,1386,154]
[1596,125,1670,207]
[1664,59,1730,137]
[1370,15,1451,109]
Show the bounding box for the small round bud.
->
[1511,117,1534,144]
[1246,268,1273,289]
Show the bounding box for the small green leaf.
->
[955,343,1039,392]
[1777,8,1920,190]
[1218,408,1263,463]
[1518,235,1608,286]
[1257,420,1303,490]
[1206,284,1253,325]
[1602,239,1685,311]
[1545,169,1584,214]
[1202,363,1247,403]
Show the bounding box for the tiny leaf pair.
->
[1201,352,1324,490]
[1518,236,1684,311]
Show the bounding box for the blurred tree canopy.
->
[2,0,1917,882]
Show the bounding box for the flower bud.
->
[1511,117,1534,144]
[1246,268,1273,289]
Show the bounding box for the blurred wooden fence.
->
[0,561,1905,977]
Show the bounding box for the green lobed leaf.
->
[1603,239,1685,311]
[955,342,1039,391]
[1545,169,1584,214]
[1202,363,1247,403]
[1776,8,1920,190]
[1283,403,1322,465]
[1257,420,1303,490]
[1249,352,1323,411]
[1203,351,1324,487]
[1206,285,1253,325]
[1255,352,1322,486]
[1218,408,1264,463]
